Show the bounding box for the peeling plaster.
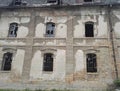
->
[12,49,25,75]
[35,23,45,38]
[75,50,84,72]
[17,26,29,38]
[56,24,67,38]
[0,40,25,45]
[20,17,30,23]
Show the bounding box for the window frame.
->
[84,0,93,2]
[45,22,55,37]
[8,22,18,37]
[43,53,54,72]
[1,52,13,71]
[85,21,94,37]
[86,53,97,73]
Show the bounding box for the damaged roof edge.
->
[0,0,120,9]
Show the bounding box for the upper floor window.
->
[8,23,18,37]
[14,0,21,6]
[86,53,97,72]
[47,0,57,3]
[1,52,13,71]
[45,22,55,37]
[85,22,94,37]
[84,0,93,2]
[43,53,53,72]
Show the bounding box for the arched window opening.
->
[1,52,13,71]
[8,23,18,37]
[14,0,21,6]
[86,53,97,72]
[46,22,55,37]
[85,22,94,37]
[43,53,53,71]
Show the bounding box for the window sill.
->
[42,71,53,74]
[87,72,98,75]
[0,71,11,73]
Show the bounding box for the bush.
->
[114,79,120,87]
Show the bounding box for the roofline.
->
[0,3,120,9]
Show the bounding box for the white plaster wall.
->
[12,49,25,75]
[75,50,84,72]
[113,14,120,37]
[0,17,20,38]
[20,17,30,23]
[0,16,30,38]
[30,49,66,81]
[97,15,108,37]
[0,40,25,45]
[74,15,108,38]
[74,20,84,38]
[56,24,67,38]
[57,17,67,23]
[53,49,66,80]
[17,26,29,38]
[35,23,45,38]
[30,51,43,79]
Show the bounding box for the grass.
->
[0,89,71,91]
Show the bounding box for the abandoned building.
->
[0,0,120,90]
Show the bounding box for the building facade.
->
[0,0,120,90]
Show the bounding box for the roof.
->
[0,0,120,8]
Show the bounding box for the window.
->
[85,22,94,37]
[84,0,92,2]
[8,23,18,37]
[1,52,13,71]
[47,0,57,3]
[14,0,21,6]
[86,53,97,72]
[43,53,53,71]
[46,22,55,37]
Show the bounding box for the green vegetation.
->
[0,89,71,91]
[114,79,120,87]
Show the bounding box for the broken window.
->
[84,0,92,2]
[43,53,53,71]
[1,52,13,71]
[8,23,18,37]
[46,22,55,37]
[14,0,21,6]
[86,53,97,72]
[85,22,94,37]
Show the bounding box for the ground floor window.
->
[86,53,97,72]
[1,52,13,71]
[43,53,53,71]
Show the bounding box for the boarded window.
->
[84,0,92,2]
[46,22,55,37]
[1,52,13,71]
[8,23,18,37]
[85,22,94,37]
[86,53,97,72]
[43,53,53,71]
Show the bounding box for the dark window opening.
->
[8,23,18,37]
[85,22,94,37]
[47,0,57,3]
[46,22,55,37]
[86,53,97,72]
[43,53,53,71]
[14,0,21,6]
[84,0,92,2]
[1,52,13,71]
